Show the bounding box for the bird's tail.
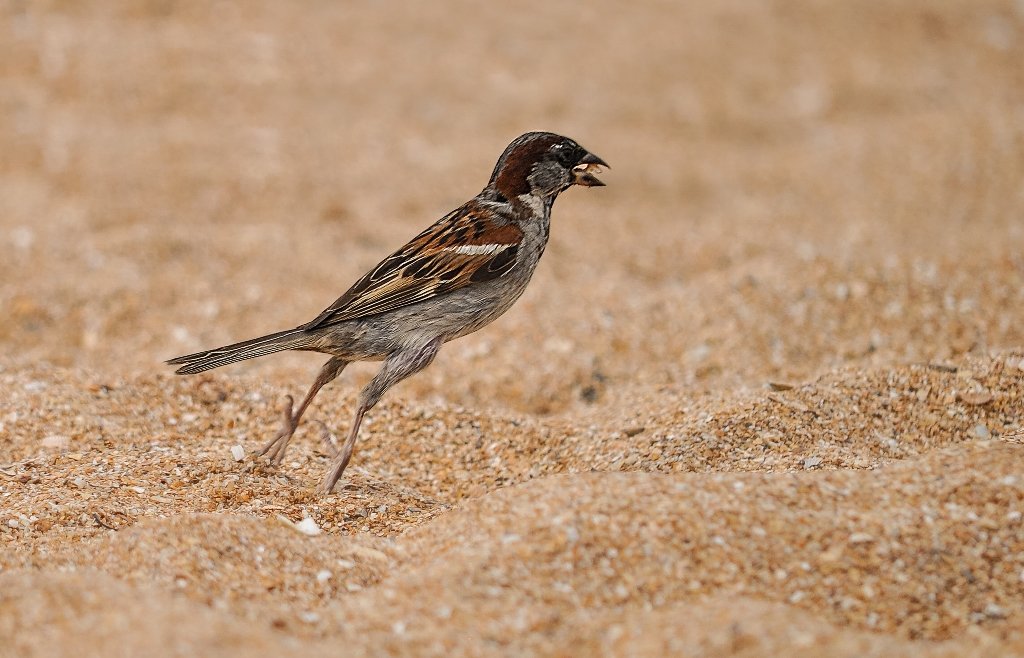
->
[167,328,315,375]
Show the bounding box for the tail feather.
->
[167,328,313,375]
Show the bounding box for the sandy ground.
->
[2,1,1024,656]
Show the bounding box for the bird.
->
[167,132,608,494]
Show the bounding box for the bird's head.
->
[489,132,608,202]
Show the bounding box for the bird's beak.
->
[572,152,609,187]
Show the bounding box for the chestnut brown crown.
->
[488,132,608,201]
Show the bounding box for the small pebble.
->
[41,435,69,449]
[983,603,1006,619]
[803,457,822,469]
[296,517,322,537]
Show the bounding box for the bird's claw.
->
[256,395,299,465]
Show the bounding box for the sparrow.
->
[168,132,608,494]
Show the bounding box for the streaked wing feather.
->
[303,203,522,330]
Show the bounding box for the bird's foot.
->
[256,395,299,465]
[316,443,354,495]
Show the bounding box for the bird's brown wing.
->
[302,202,523,330]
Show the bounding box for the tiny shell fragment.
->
[41,434,69,449]
[957,389,993,405]
[295,517,322,537]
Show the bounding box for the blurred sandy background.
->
[1,1,1023,656]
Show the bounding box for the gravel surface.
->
[2,1,1023,656]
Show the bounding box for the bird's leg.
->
[317,337,442,494]
[258,356,348,465]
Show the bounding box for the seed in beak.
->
[572,163,606,187]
